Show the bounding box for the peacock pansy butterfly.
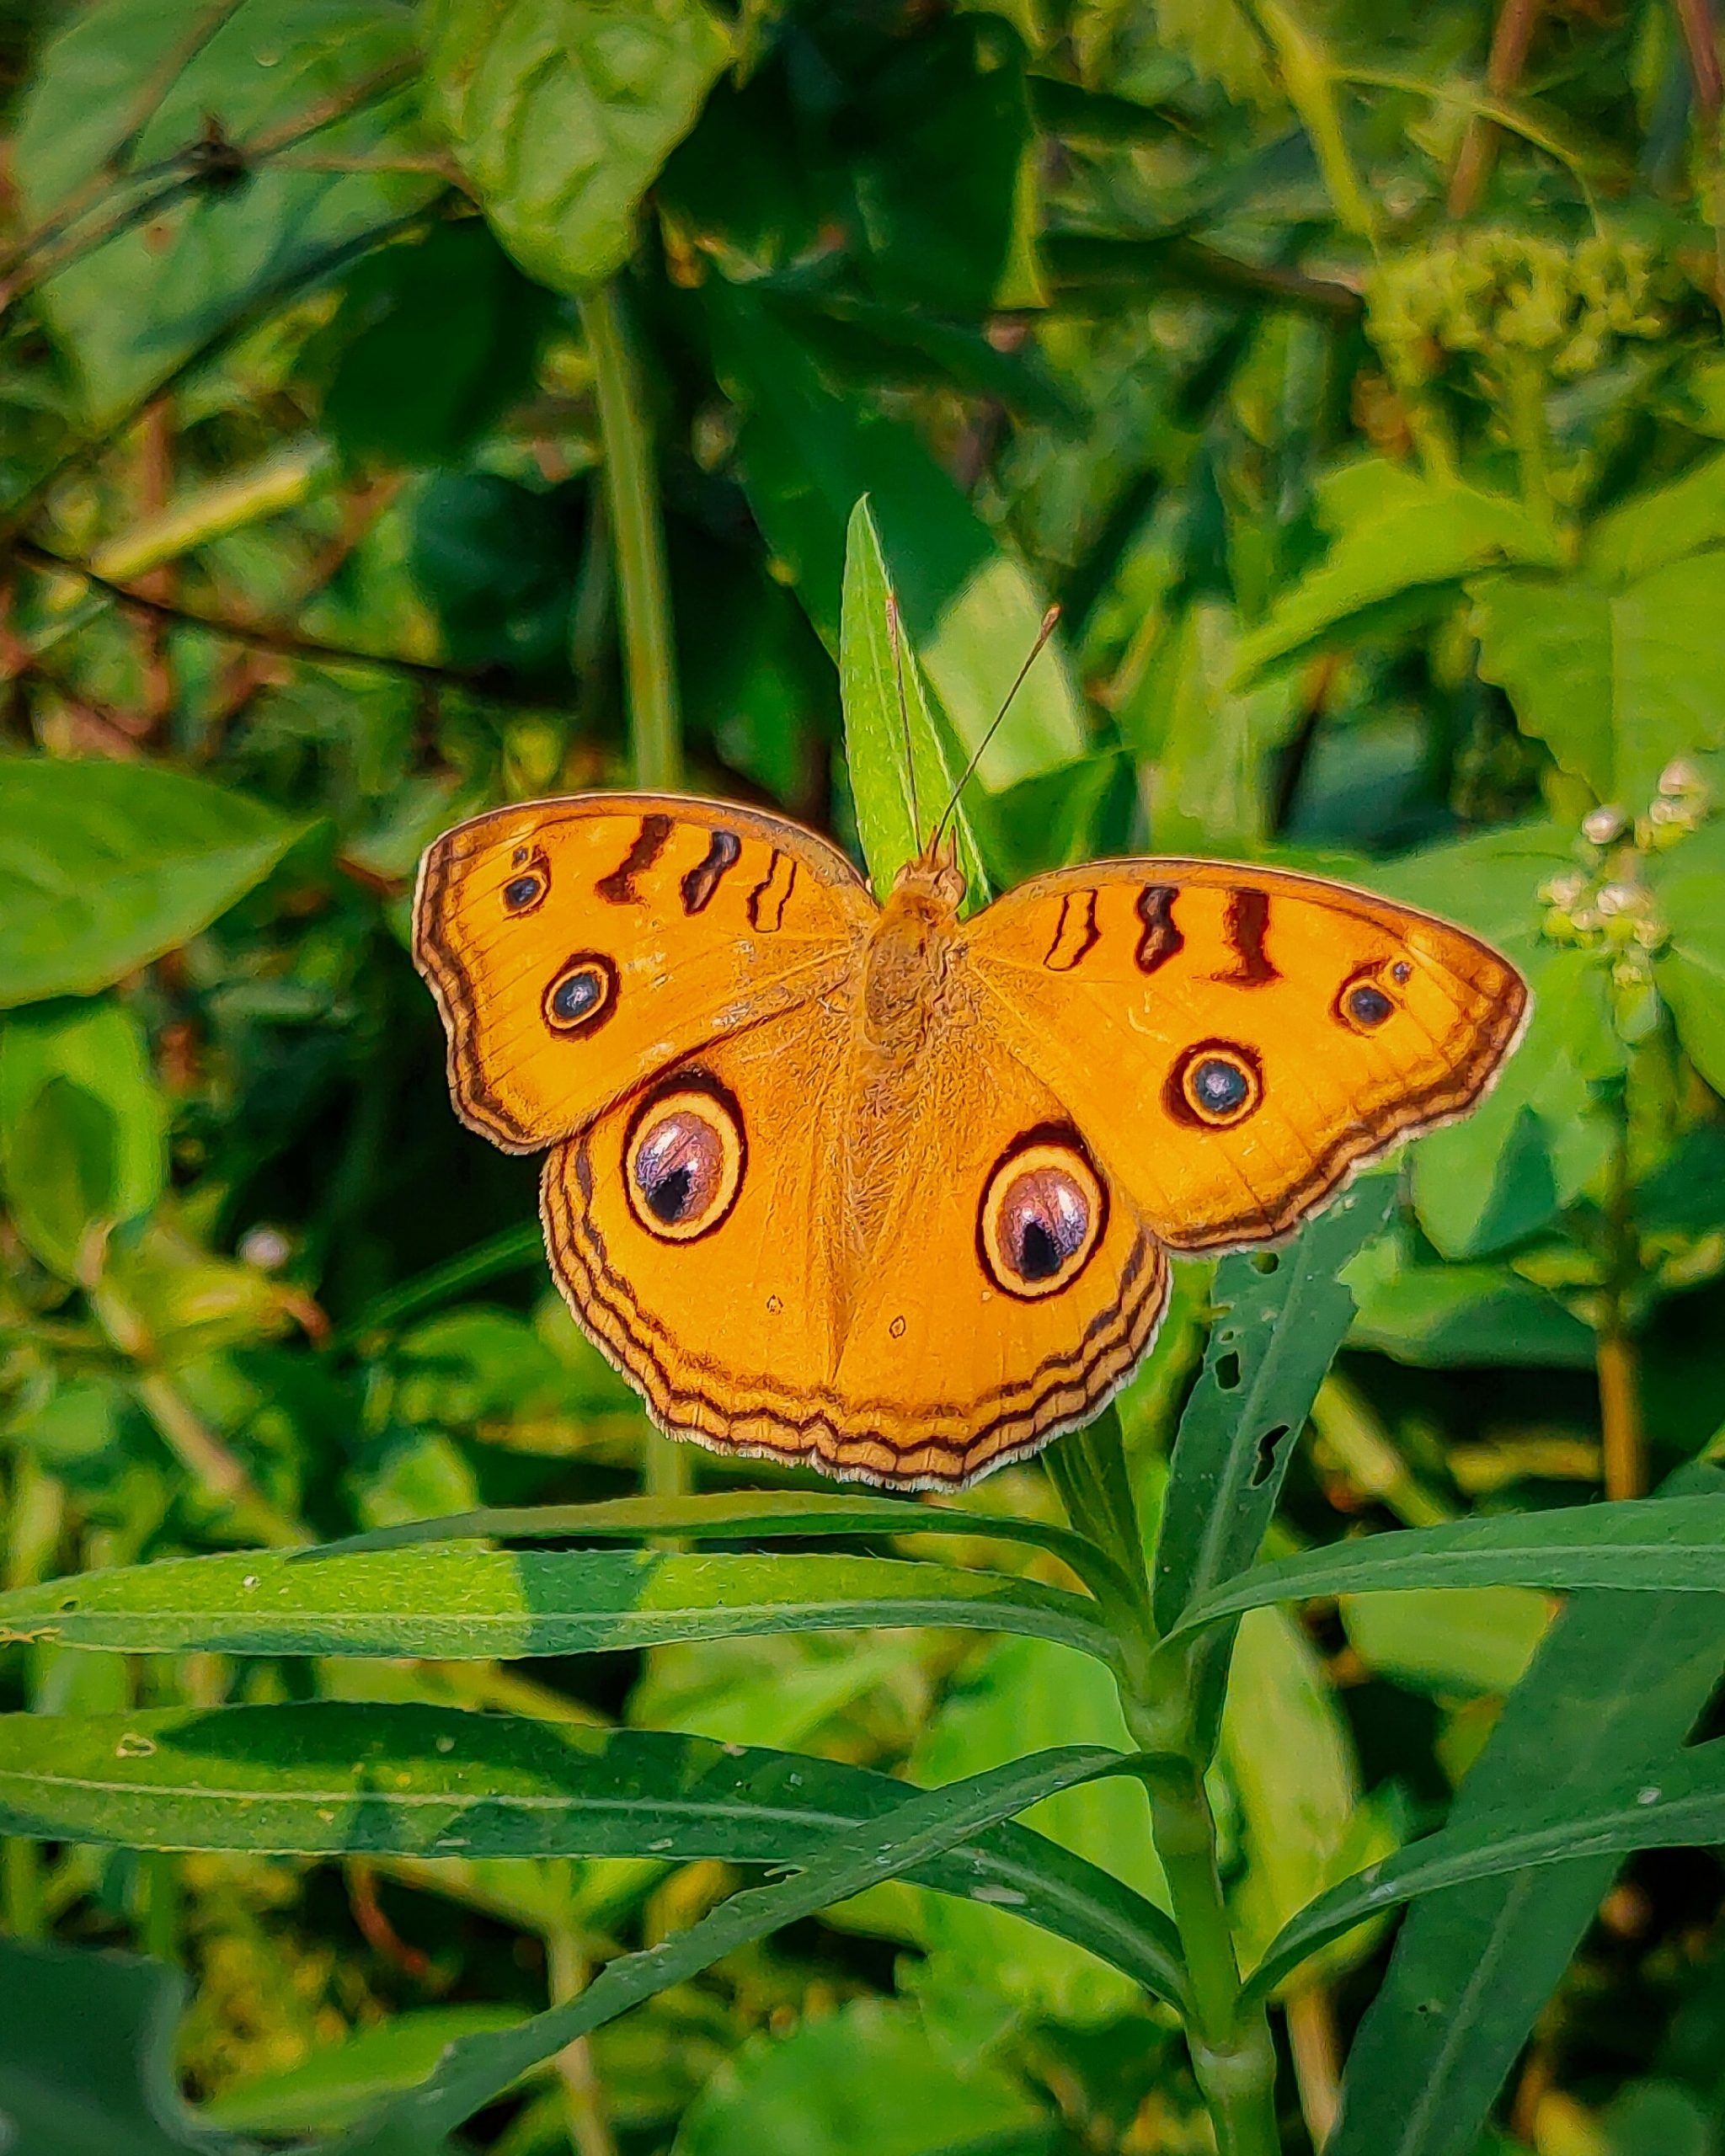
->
[414,795,1527,1490]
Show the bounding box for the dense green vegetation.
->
[6,1,1725,2151]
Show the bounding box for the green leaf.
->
[911,1636,1167,2025]
[13,0,439,429]
[0,999,167,1277]
[319,1746,1141,2155]
[0,761,302,1009]
[1247,1734,1725,2005]
[1234,467,1559,683]
[1122,599,1300,851]
[1222,1606,1393,1990]
[1584,451,1725,583]
[1653,841,1725,1094]
[1329,1466,1725,2156]
[705,282,1083,790]
[427,0,731,291]
[204,2010,522,2135]
[0,1934,251,2154]
[1471,557,1725,804]
[0,1545,1118,1663]
[1172,1494,1725,1633]
[0,1704,1182,2009]
[1151,1177,1397,1748]
[839,498,989,899]
[672,1996,1051,2156]
[1345,1246,1599,1369]
[1339,1586,1552,1697]
[307,1489,1135,1609]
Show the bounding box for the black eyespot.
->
[543,952,617,1034]
[503,846,550,915]
[978,1129,1106,1299]
[624,1076,746,1243]
[1346,984,1394,1029]
[1391,960,1412,985]
[1194,1058,1250,1114]
[1167,1041,1263,1129]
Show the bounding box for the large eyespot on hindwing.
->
[977,1126,1107,1300]
[501,844,551,916]
[624,1073,746,1243]
[1166,1040,1263,1129]
[543,952,618,1035]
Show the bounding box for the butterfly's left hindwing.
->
[412,793,873,1150]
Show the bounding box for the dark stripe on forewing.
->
[680,829,742,915]
[747,851,798,932]
[1214,888,1279,985]
[597,814,674,903]
[1044,890,1101,972]
[1135,884,1183,974]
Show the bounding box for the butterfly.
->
[414,794,1527,1490]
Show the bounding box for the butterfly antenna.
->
[885,590,922,841]
[932,604,1061,852]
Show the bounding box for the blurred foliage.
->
[5,0,1725,2153]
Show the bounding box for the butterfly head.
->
[894,831,966,917]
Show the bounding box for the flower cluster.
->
[1368,232,1671,392]
[1538,762,1711,1036]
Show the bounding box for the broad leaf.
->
[0,999,167,1277]
[1234,467,1559,682]
[0,1546,1118,1663]
[1471,557,1725,803]
[1172,1494,1725,1632]
[427,0,731,291]
[13,0,438,427]
[0,762,302,1009]
[706,282,1083,787]
[0,1935,250,2154]
[0,1704,1183,2008]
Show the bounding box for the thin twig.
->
[14,538,521,695]
[1448,0,1547,217]
[1599,1110,1645,1502]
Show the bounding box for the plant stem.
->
[1504,358,1555,530]
[3,1838,45,1940]
[1448,0,1546,216]
[1252,0,1379,243]
[546,1919,617,2156]
[579,281,681,792]
[1599,1107,1645,1500]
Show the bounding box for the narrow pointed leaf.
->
[0,1547,1117,1664]
[0,1704,1182,2009]
[322,1745,1138,2155]
[303,1492,1135,1608]
[1172,1494,1725,1634]
[1246,1736,1725,2005]
[1328,1464,1725,2156]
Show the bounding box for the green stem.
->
[1252,0,1379,244]
[3,1838,45,1940]
[1503,357,1555,530]
[579,281,682,792]
[1151,1759,1282,2155]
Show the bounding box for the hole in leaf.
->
[1252,1251,1279,1274]
[1215,1351,1242,1391]
[1250,1424,1291,1487]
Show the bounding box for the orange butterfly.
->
[414,796,1526,1489]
